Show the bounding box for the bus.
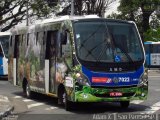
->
[144,41,160,68]
[8,15,148,111]
[0,32,10,77]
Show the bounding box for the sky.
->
[105,0,120,17]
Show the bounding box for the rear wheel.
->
[120,101,130,108]
[25,82,33,98]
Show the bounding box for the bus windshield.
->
[74,20,144,63]
[0,35,9,58]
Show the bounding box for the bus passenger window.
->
[0,45,4,57]
[10,36,12,46]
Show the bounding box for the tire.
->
[62,90,73,111]
[25,82,33,98]
[120,101,130,108]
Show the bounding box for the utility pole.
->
[71,0,74,16]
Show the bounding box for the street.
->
[0,71,160,120]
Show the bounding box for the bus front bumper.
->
[74,85,148,102]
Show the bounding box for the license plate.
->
[110,92,122,97]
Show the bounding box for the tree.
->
[144,28,160,42]
[55,0,115,17]
[0,0,53,32]
[107,0,160,41]
[117,0,159,36]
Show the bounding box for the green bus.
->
[8,15,148,111]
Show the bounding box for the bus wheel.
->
[25,82,33,98]
[120,101,130,108]
[62,91,72,111]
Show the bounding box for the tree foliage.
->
[56,0,115,17]
[108,0,160,41]
[0,0,53,32]
[144,28,160,42]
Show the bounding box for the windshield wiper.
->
[78,24,105,61]
[84,39,106,59]
[78,24,104,52]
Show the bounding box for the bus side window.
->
[10,36,12,47]
[14,35,20,58]
[61,30,67,45]
[0,44,4,57]
[36,32,38,45]
[21,34,24,46]
[45,30,58,59]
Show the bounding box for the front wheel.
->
[62,91,73,111]
[120,101,130,108]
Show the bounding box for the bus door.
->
[46,31,57,93]
[14,35,20,85]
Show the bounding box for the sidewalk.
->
[0,95,14,119]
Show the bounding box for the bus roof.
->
[144,41,160,44]
[11,15,136,33]
[40,15,100,24]
[40,15,134,24]
[0,32,11,36]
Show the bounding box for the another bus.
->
[8,15,148,110]
[144,41,160,68]
[0,32,10,77]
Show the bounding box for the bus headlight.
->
[76,73,90,86]
[139,70,148,86]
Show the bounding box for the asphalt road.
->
[0,71,160,120]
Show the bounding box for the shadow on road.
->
[11,91,149,114]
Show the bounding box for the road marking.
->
[14,96,22,99]
[141,101,160,114]
[130,100,144,104]
[23,99,33,102]
[154,89,160,92]
[0,96,9,102]
[27,103,45,109]
[45,107,58,111]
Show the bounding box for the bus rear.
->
[144,41,160,68]
[0,32,10,77]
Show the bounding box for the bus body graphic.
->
[8,15,148,110]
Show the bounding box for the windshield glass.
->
[0,36,9,58]
[74,20,144,63]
